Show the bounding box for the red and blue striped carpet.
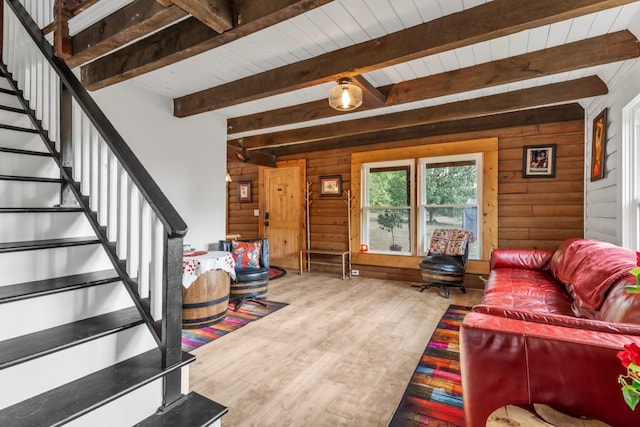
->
[181,300,288,352]
[389,304,472,427]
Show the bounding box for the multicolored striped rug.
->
[181,300,288,352]
[389,304,472,427]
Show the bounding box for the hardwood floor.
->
[188,271,483,426]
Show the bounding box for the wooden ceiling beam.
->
[67,0,188,68]
[227,145,276,167]
[230,76,606,149]
[258,104,585,157]
[80,0,335,90]
[227,30,639,134]
[174,0,636,117]
[352,75,386,108]
[170,0,233,33]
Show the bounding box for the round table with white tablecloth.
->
[181,251,235,329]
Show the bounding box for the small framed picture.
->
[590,108,607,182]
[238,181,251,203]
[522,144,556,178]
[319,175,342,197]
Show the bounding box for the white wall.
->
[584,13,640,244]
[91,81,227,251]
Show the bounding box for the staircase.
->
[0,1,226,425]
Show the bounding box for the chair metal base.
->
[232,296,268,311]
[417,282,466,298]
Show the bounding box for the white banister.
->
[3,1,188,353]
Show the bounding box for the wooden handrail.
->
[4,0,187,238]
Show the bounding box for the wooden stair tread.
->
[0,174,63,183]
[0,206,83,213]
[0,104,26,114]
[0,123,38,133]
[0,236,99,253]
[0,146,53,156]
[0,350,195,426]
[136,392,228,427]
[0,87,16,96]
[0,269,119,303]
[0,306,142,369]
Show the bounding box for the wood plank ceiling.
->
[56,0,640,166]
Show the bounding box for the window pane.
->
[425,163,477,205]
[423,206,479,258]
[367,208,411,252]
[368,168,410,207]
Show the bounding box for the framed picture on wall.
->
[238,181,251,203]
[590,108,607,182]
[319,175,342,197]
[522,144,556,178]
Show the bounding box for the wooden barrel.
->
[230,279,268,300]
[182,269,230,329]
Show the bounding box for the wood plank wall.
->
[226,118,584,279]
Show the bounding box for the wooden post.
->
[343,189,354,276]
[53,0,72,59]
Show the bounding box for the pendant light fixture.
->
[328,77,363,111]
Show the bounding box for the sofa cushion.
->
[482,268,573,315]
[231,240,262,270]
[550,238,637,318]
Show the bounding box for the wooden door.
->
[261,161,305,268]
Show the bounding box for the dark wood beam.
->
[68,0,99,15]
[174,0,635,117]
[227,145,276,167]
[253,103,584,157]
[228,30,639,134]
[67,0,188,68]
[170,0,233,33]
[156,0,174,6]
[353,75,386,108]
[53,0,72,59]
[231,76,606,149]
[81,0,335,90]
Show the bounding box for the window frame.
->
[361,159,415,255]
[622,93,640,251]
[417,153,483,258]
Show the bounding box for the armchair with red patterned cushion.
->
[218,238,270,310]
[418,229,473,298]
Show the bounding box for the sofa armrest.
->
[460,312,640,427]
[489,248,554,271]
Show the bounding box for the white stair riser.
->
[0,212,94,242]
[66,380,164,427]
[0,92,22,109]
[0,244,112,286]
[0,180,60,207]
[0,129,47,152]
[0,109,33,129]
[0,324,157,410]
[0,152,59,178]
[0,280,131,341]
[0,78,12,91]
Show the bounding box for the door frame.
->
[258,159,307,255]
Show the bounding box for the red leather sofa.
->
[460,238,640,427]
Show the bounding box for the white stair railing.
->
[2,2,187,402]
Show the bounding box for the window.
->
[622,94,640,251]
[418,154,482,259]
[362,160,413,254]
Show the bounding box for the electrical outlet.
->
[351,270,360,276]
[253,209,260,216]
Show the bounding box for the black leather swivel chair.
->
[218,238,270,310]
[418,229,473,298]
